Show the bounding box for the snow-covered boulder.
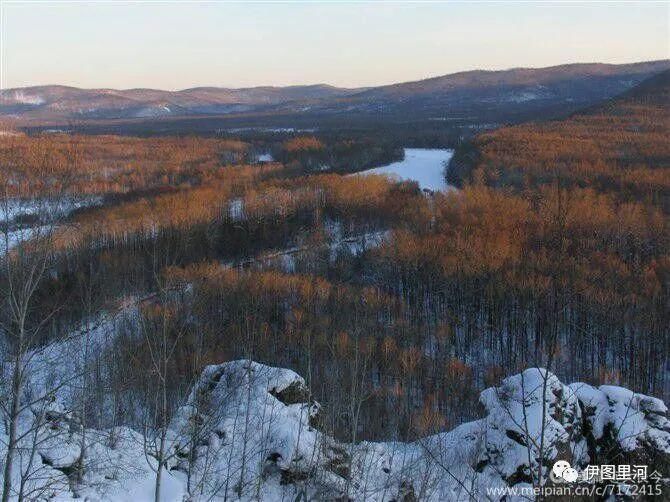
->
[475,368,586,484]
[341,368,670,500]
[1,362,668,500]
[570,382,670,473]
[166,360,346,500]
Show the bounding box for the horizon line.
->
[4,58,669,93]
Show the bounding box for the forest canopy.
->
[0,72,667,453]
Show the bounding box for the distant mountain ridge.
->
[331,60,670,115]
[2,60,669,127]
[446,68,670,196]
[0,83,362,121]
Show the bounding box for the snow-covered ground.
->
[355,148,455,192]
[255,152,274,162]
[1,90,45,105]
[223,218,389,273]
[0,225,51,256]
[228,198,244,221]
[0,196,102,255]
[246,228,389,273]
[0,196,102,225]
[1,359,667,501]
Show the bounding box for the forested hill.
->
[3,60,668,132]
[448,69,670,211]
[597,67,670,108]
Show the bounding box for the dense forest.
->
[0,71,668,500]
[449,70,670,205]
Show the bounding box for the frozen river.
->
[356,148,455,191]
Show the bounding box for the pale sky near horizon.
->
[1,1,668,90]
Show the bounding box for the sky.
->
[1,1,668,90]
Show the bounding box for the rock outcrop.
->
[1,362,668,500]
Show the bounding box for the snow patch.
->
[3,90,45,105]
[256,152,274,162]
